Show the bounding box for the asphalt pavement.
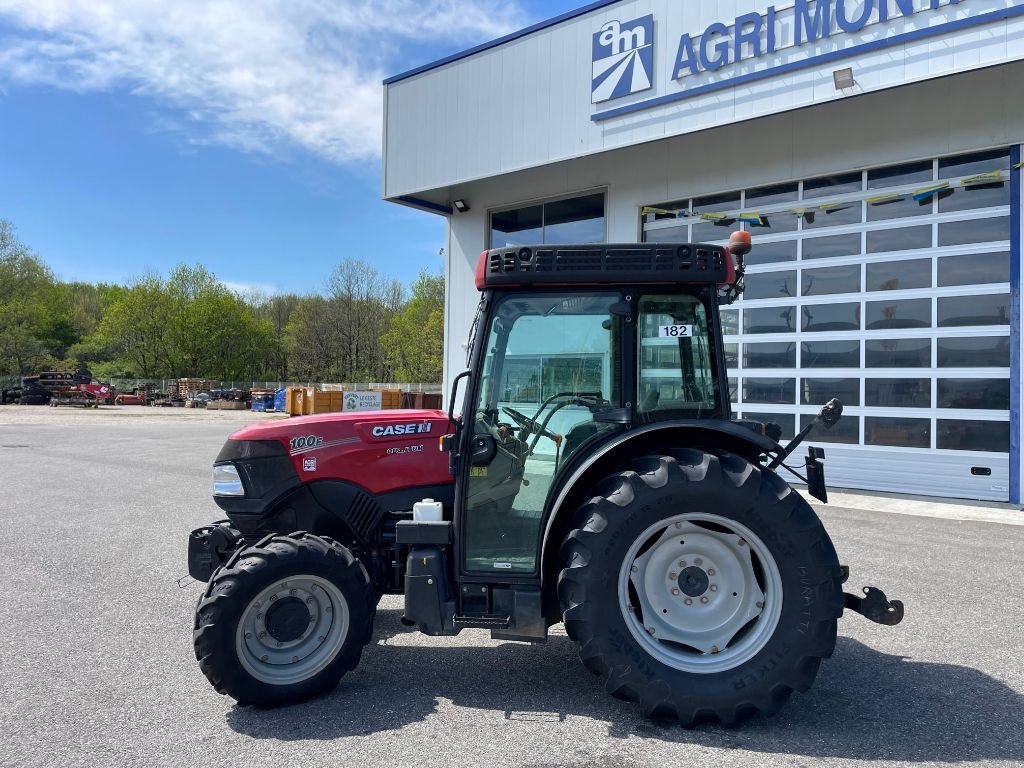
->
[1,406,1022,768]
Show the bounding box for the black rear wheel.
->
[558,449,843,726]
[194,532,375,707]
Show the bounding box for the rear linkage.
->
[761,398,905,627]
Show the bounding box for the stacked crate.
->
[378,389,402,409]
[312,391,344,414]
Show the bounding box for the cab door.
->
[459,291,623,576]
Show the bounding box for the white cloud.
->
[0,0,526,163]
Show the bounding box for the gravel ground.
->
[1,405,1022,768]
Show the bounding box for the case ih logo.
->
[591,14,654,104]
[372,422,433,438]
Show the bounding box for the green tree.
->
[382,270,444,382]
[95,276,176,378]
[0,220,62,375]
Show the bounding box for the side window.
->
[638,295,717,416]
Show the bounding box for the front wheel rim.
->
[618,513,784,674]
[235,575,350,686]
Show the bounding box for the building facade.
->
[382,0,1024,503]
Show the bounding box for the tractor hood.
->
[221,409,454,496]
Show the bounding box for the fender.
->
[539,420,778,601]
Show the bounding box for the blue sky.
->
[0,0,584,295]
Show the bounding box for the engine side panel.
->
[223,409,454,495]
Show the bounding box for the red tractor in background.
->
[188,234,903,726]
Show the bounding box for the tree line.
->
[0,219,444,384]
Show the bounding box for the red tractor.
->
[188,236,903,726]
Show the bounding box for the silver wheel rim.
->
[618,513,783,674]
[235,575,350,686]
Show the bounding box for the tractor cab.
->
[457,260,730,578]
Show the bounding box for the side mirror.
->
[447,370,470,424]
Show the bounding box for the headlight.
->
[212,463,245,496]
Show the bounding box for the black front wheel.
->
[193,532,375,707]
[558,449,843,727]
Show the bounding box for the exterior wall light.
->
[453,199,470,213]
[833,67,855,90]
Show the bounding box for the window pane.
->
[801,302,860,332]
[866,338,931,367]
[865,417,930,448]
[694,191,741,210]
[865,258,931,291]
[802,340,860,368]
[865,378,931,408]
[804,201,862,229]
[743,377,795,405]
[938,182,1009,213]
[866,225,931,253]
[866,195,931,222]
[638,295,717,414]
[938,216,1011,247]
[800,413,859,443]
[746,239,797,265]
[744,342,796,368]
[644,223,689,243]
[938,148,1010,179]
[801,378,860,406]
[744,306,797,334]
[745,212,799,234]
[745,182,799,207]
[744,270,797,300]
[491,205,543,247]
[692,221,732,243]
[865,298,931,330]
[937,251,1010,286]
[500,357,542,403]
[936,420,1009,452]
[868,160,933,189]
[937,294,1010,327]
[938,379,1010,410]
[725,343,739,369]
[720,309,739,336]
[543,194,605,244]
[804,172,862,199]
[803,233,861,260]
[542,356,603,400]
[937,336,1009,368]
[728,376,738,402]
[741,412,795,440]
[802,264,861,296]
[644,198,689,222]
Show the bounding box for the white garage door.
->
[643,148,1015,502]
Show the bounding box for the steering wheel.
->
[502,406,560,443]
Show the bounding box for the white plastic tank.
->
[413,498,444,522]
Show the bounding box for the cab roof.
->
[476,243,734,290]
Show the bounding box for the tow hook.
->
[840,565,905,626]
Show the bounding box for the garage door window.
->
[642,149,1013,455]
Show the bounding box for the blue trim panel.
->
[1010,145,1021,504]
[593,5,1024,121]
[397,195,453,216]
[384,0,622,85]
